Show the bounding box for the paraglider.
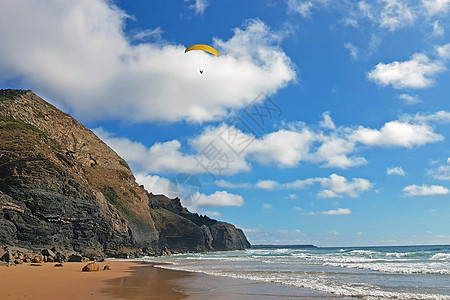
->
[185,44,219,74]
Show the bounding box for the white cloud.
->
[249,129,315,168]
[303,208,352,216]
[217,174,372,199]
[428,160,450,180]
[317,174,372,198]
[0,1,295,123]
[367,54,445,89]
[344,43,359,60]
[399,94,421,104]
[351,121,443,148]
[379,0,416,31]
[185,0,209,15]
[288,194,299,199]
[132,27,163,42]
[323,208,351,215]
[195,191,244,207]
[401,110,450,124]
[315,134,367,169]
[94,128,210,175]
[215,180,251,189]
[317,189,341,198]
[387,166,405,176]
[96,109,447,177]
[293,206,302,211]
[403,184,449,196]
[436,43,450,60]
[256,180,279,190]
[432,21,445,36]
[135,173,172,195]
[319,111,336,130]
[358,1,375,20]
[422,0,450,15]
[134,173,244,209]
[262,203,273,209]
[287,0,331,17]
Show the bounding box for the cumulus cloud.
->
[215,174,372,199]
[94,128,210,175]
[256,180,279,190]
[262,203,273,209]
[249,129,315,168]
[135,173,172,195]
[134,173,244,209]
[428,159,450,180]
[379,0,416,31]
[317,174,372,198]
[403,184,449,196]
[185,0,209,15]
[401,110,450,124]
[429,165,450,180]
[398,94,421,104]
[351,121,443,148]
[319,111,336,130]
[96,110,447,176]
[0,1,295,123]
[367,54,446,89]
[315,134,367,169]
[387,166,405,176]
[436,43,450,60]
[422,0,450,15]
[195,191,244,207]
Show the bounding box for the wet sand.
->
[0,261,346,299]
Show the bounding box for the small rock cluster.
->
[0,246,67,266]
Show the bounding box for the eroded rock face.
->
[0,89,250,256]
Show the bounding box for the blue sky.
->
[2,0,450,246]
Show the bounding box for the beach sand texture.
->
[0,261,343,299]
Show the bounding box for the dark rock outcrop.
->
[0,89,250,256]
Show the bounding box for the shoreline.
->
[0,260,346,299]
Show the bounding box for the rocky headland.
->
[0,89,250,262]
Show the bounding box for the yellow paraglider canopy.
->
[185,44,219,57]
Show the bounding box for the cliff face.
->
[0,89,250,256]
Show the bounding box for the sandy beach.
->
[0,260,345,299]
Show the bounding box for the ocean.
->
[149,245,450,299]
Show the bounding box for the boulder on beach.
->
[82,262,99,272]
[41,249,55,258]
[1,250,13,263]
[68,254,83,262]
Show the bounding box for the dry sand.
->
[0,261,345,299]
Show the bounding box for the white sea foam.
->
[323,261,450,275]
[431,253,450,260]
[151,246,450,299]
[155,263,450,299]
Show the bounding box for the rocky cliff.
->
[0,89,250,257]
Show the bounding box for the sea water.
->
[149,245,450,299]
